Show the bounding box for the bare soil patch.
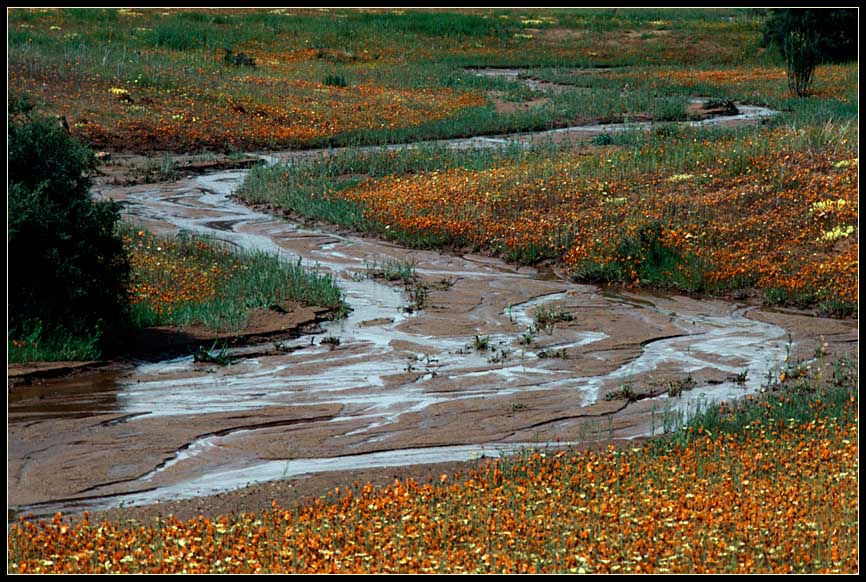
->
[491,93,551,115]
[538,28,585,43]
[95,152,265,186]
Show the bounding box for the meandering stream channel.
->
[8,73,857,521]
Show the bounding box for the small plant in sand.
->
[473,335,491,352]
[406,285,429,313]
[604,383,638,402]
[487,347,511,364]
[321,335,342,349]
[518,327,536,346]
[366,258,417,285]
[537,347,568,359]
[665,374,697,398]
[533,304,574,333]
[193,340,231,365]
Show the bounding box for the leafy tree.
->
[763,9,858,63]
[8,95,130,356]
[762,9,858,97]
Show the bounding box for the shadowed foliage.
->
[8,94,130,358]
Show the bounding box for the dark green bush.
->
[223,47,256,68]
[783,30,818,98]
[323,74,349,88]
[763,9,857,64]
[762,9,857,97]
[8,95,130,358]
[591,133,614,146]
[571,221,712,292]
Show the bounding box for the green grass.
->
[366,258,417,285]
[7,320,102,363]
[8,8,764,67]
[234,141,535,239]
[239,113,854,217]
[533,304,574,332]
[128,230,347,330]
[763,287,859,319]
[8,8,818,153]
[8,8,858,315]
[236,115,856,295]
[473,334,491,351]
[528,61,856,122]
[240,91,856,212]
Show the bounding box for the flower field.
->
[11,71,486,152]
[532,63,858,105]
[8,379,858,574]
[8,8,781,152]
[243,122,858,314]
[369,149,857,306]
[124,229,239,320]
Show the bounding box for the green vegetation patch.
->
[125,228,347,331]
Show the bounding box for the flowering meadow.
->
[6,8,858,574]
[124,229,238,322]
[241,121,858,314]
[9,8,776,152]
[355,142,857,307]
[531,63,858,106]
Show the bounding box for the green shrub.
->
[323,74,348,88]
[223,47,256,68]
[8,95,130,359]
[783,30,818,97]
[571,221,713,292]
[762,9,857,98]
[762,9,857,64]
[591,133,614,146]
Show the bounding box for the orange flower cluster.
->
[124,230,238,318]
[340,159,592,260]
[8,396,858,573]
[683,154,858,304]
[337,136,857,304]
[9,66,484,152]
[663,66,786,85]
